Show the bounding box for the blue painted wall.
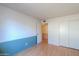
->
[0,36,37,56]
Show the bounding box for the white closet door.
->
[48,20,59,46]
[69,19,79,49]
[59,20,69,47]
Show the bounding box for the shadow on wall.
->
[0,47,5,56]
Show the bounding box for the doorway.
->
[41,23,48,44]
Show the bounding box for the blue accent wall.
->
[0,36,37,56]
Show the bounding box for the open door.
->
[41,23,48,43]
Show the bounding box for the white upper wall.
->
[47,14,79,22]
[0,5,41,43]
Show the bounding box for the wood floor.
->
[16,40,79,56]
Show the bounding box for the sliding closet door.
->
[69,19,79,49]
[59,20,69,47]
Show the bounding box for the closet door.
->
[69,19,79,49]
[48,20,59,46]
[59,20,69,47]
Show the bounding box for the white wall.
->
[0,18,4,42]
[36,19,42,44]
[47,14,79,49]
[0,5,41,43]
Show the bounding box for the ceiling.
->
[1,3,79,20]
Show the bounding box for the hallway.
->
[16,41,79,56]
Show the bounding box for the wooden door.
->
[41,23,48,43]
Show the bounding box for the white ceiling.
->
[1,3,79,20]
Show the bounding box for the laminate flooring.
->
[16,40,79,56]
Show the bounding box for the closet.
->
[59,20,69,47]
[48,18,79,50]
[69,19,79,49]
